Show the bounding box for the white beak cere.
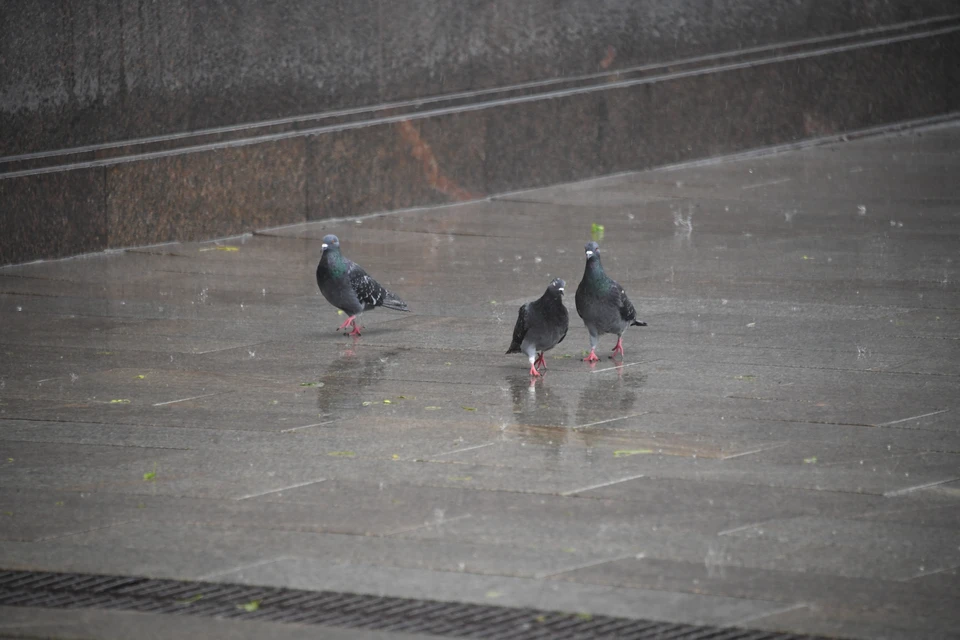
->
[558,288,564,292]
[585,250,594,257]
[321,243,328,250]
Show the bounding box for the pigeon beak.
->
[585,250,593,257]
[321,243,328,250]
[558,288,564,293]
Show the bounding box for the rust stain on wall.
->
[600,45,617,70]
[803,112,835,137]
[396,120,480,202]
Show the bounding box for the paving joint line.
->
[536,552,641,579]
[560,474,647,497]
[573,413,648,429]
[908,563,960,581]
[428,442,497,458]
[30,519,144,543]
[717,520,772,537]
[644,410,876,429]
[883,477,960,497]
[732,602,809,626]
[0,438,192,451]
[589,359,661,374]
[720,443,788,460]
[384,513,474,536]
[876,408,950,426]
[196,556,298,581]
[741,177,793,190]
[152,393,220,406]
[279,420,340,433]
[234,479,327,501]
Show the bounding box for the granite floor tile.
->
[210,556,793,627]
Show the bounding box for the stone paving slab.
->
[209,557,790,627]
[555,555,960,607]
[1,124,959,639]
[749,603,960,640]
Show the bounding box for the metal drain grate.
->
[0,569,825,639]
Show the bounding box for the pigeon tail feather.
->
[380,292,409,312]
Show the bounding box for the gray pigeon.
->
[316,234,408,336]
[575,241,646,362]
[506,278,569,376]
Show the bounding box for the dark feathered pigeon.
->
[575,241,646,362]
[506,278,569,376]
[316,235,409,336]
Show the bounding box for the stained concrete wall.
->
[2,0,959,264]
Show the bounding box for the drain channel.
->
[0,569,825,639]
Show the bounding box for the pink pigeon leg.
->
[337,315,357,331]
[583,349,600,363]
[534,352,546,370]
[528,363,541,377]
[610,337,624,359]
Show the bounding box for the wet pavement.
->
[1,124,960,639]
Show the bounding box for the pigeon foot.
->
[583,349,600,363]
[610,337,625,359]
[533,352,547,370]
[336,315,357,332]
[528,364,542,377]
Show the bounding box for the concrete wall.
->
[2,0,959,264]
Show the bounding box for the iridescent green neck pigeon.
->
[575,241,646,362]
[316,235,408,336]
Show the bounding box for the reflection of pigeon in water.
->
[505,373,570,460]
[316,347,403,416]
[575,365,643,429]
[507,278,569,376]
[316,235,409,336]
[575,241,646,362]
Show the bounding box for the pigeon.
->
[316,235,408,336]
[575,241,646,362]
[506,278,569,376]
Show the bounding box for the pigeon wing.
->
[347,262,390,311]
[506,304,529,354]
[617,284,638,324]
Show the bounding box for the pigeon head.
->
[549,278,566,296]
[584,241,600,259]
[321,235,341,253]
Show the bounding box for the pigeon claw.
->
[533,352,547,370]
[528,364,542,377]
[583,349,600,363]
[348,323,363,338]
[610,337,625,359]
[336,315,357,331]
